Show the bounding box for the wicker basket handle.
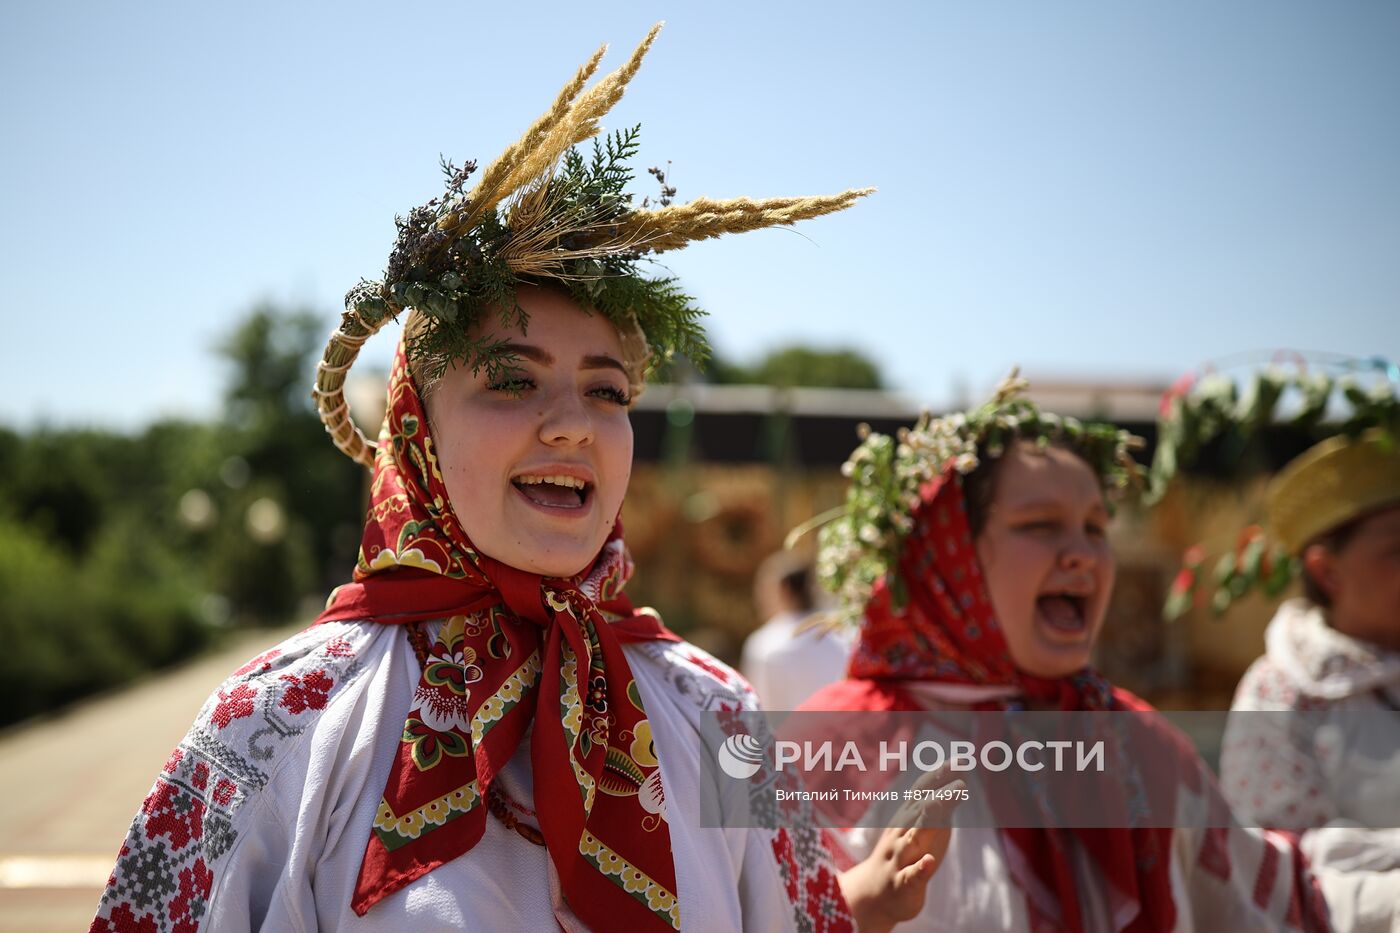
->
[312,297,400,470]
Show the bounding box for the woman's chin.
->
[1014,633,1097,679]
[485,535,603,580]
[505,552,594,579]
[1019,659,1090,680]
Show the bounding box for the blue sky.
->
[3,1,1398,429]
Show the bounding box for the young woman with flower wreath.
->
[798,373,1342,932]
[90,26,943,933]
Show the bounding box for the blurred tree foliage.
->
[663,344,885,389]
[0,303,365,727]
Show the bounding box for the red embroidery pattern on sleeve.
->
[90,626,362,933]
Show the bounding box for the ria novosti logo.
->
[717,731,765,779]
[717,735,1107,778]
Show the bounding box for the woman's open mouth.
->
[511,473,593,511]
[1035,592,1089,635]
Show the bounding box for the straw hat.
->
[1267,429,1400,553]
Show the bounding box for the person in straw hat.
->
[1222,432,1400,923]
[1155,363,1400,931]
[796,372,1342,932]
[91,25,946,933]
[1225,428,1400,724]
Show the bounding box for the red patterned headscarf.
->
[315,342,682,930]
[848,469,1114,709]
[846,468,1176,933]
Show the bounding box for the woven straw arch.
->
[312,300,400,469]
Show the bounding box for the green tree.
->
[219,305,325,431]
[212,303,364,614]
[700,344,885,389]
[0,302,371,725]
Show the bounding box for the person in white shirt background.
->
[742,550,853,711]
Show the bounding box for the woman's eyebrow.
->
[1001,497,1108,516]
[496,344,625,376]
[581,354,628,376]
[502,343,552,365]
[1000,499,1063,513]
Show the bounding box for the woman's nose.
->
[1059,535,1099,572]
[538,390,595,447]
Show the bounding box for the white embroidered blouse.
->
[90,620,852,932]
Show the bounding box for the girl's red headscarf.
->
[315,344,682,930]
[840,468,1176,933]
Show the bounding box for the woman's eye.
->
[589,385,631,406]
[1017,520,1059,533]
[1085,522,1107,538]
[488,377,535,393]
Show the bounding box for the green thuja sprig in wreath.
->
[383,124,709,389]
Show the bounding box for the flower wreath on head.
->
[1151,354,1400,621]
[311,21,873,468]
[810,369,1145,628]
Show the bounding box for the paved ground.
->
[0,624,301,932]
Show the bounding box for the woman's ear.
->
[1301,543,1338,602]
